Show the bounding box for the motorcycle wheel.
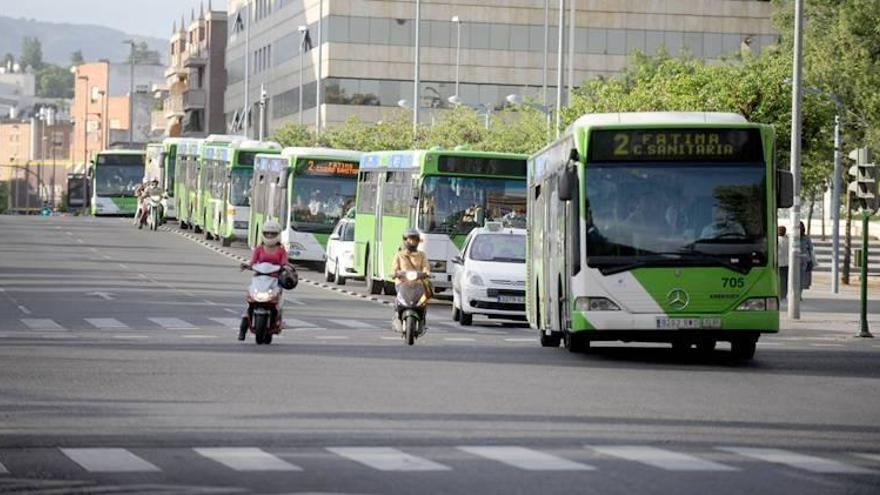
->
[253,313,269,345]
[404,316,417,346]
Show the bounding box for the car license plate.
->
[655,318,721,329]
[498,296,525,304]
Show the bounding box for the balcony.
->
[183,88,206,110]
[164,94,184,119]
[182,46,207,68]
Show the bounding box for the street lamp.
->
[412,0,421,133]
[451,16,462,100]
[123,39,136,147]
[506,93,552,135]
[297,25,309,126]
[72,70,91,215]
[448,96,491,129]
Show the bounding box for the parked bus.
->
[90,149,146,216]
[200,137,281,246]
[173,138,204,230]
[249,147,362,262]
[526,112,793,360]
[145,139,180,220]
[354,149,528,295]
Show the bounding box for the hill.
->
[0,16,167,66]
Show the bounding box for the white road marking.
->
[85,318,129,330]
[224,308,240,315]
[0,458,7,473]
[60,448,160,473]
[113,335,149,340]
[209,318,241,328]
[17,305,31,315]
[194,447,301,472]
[757,342,784,346]
[314,335,349,340]
[504,338,535,343]
[719,447,877,474]
[182,335,218,339]
[459,446,593,471]
[328,447,450,471]
[810,343,845,348]
[21,319,64,331]
[282,318,316,328]
[328,319,377,329]
[590,446,737,472]
[148,317,196,330]
[444,337,476,342]
[380,336,401,340]
[855,453,880,465]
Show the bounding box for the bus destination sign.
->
[300,160,359,177]
[589,128,763,162]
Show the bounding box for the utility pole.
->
[554,0,565,138]
[831,109,842,293]
[542,0,549,107]
[297,25,308,126]
[123,40,136,146]
[787,0,804,319]
[413,0,421,133]
[315,0,323,134]
[243,0,251,137]
[567,0,575,104]
[258,84,267,140]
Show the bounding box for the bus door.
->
[372,171,388,281]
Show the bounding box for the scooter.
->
[392,271,430,345]
[146,193,163,231]
[242,262,284,345]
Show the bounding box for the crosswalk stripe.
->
[327,319,376,329]
[328,447,450,471]
[444,337,475,342]
[459,446,593,471]
[590,446,737,471]
[718,447,876,474]
[20,319,64,331]
[855,453,880,464]
[85,318,129,330]
[194,448,301,471]
[282,318,314,328]
[209,317,241,328]
[60,448,160,473]
[0,459,7,474]
[148,317,196,329]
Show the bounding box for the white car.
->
[324,218,356,285]
[450,224,527,326]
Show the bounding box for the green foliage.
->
[318,111,414,152]
[70,50,84,66]
[482,106,549,154]
[272,123,316,147]
[420,106,487,149]
[20,37,43,70]
[126,41,161,65]
[35,65,74,98]
[2,53,14,69]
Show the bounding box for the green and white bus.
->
[173,138,204,229]
[526,112,793,359]
[354,149,528,295]
[249,147,362,262]
[90,149,146,216]
[145,139,180,220]
[200,137,281,245]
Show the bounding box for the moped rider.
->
[138,178,162,228]
[238,220,290,340]
[391,229,432,327]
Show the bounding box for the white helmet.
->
[262,220,282,246]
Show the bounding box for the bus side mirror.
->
[558,166,576,202]
[776,169,793,209]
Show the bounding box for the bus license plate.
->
[655,318,721,329]
[498,296,525,304]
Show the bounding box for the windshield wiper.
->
[593,251,750,275]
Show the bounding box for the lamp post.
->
[123,39,136,146]
[413,0,421,132]
[506,93,552,135]
[316,0,323,134]
[73,71,91,216]
[451,16,462,99]
[448,95,491,129]
[542,0,549,107]
[297,25,308,126]
[787,0,804,319]
[555,0,565,138]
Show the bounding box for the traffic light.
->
[847,147,877,211]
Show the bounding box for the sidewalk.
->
[780,272,880,336]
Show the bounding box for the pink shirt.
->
[250,245,288,266]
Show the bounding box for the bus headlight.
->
[736,297,778,311]
[575,297,621,312]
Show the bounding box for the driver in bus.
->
[700,205,746,240]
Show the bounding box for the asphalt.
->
[0,215,879,495]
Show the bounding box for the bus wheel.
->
[564,331,589,353]
[365,257,382,295]
[221,237,232,247]
[696,339,717,354]
[539,331,561,348]
[731,337,757,361]
[671,339,692,354]
[383,281,397,296]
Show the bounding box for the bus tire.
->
[383,281,397,296]
[731,337,757,361]
[539,331,562,347]
[366,256,382,295]
[564,331,589,353]
[696,339,717,354]
[221,237,232,247]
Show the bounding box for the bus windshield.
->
[584,162,767,271]
[94,162,144,197]
[230,168,253,207]
[289,176,357,233]
[418,176,527,235]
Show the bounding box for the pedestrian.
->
[798,221,818,299]
[777,225,789,300]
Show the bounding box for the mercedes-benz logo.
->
[666,288,690,311]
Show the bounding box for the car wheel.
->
[451,294,461,322]
[335,261,346,286]
[324,260,335,283]
[459,310,472,326]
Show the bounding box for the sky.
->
[1,0,211,39]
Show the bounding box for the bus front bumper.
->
[571,311,779,335]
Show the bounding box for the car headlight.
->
[575,297,621,312]
[736,297,778,311]
[430,260,447,273]
[468,273,484,286]
[291,242,305,250]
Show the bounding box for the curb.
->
[161,225,393,307]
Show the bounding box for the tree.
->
[420,106,487,149]
[482,105,549,154]
[20,37,44,71]
[272,123,315,147]
[126,41,161,65]
[70,50,85,66]
[35,65,74,98]
[2,53,14,71]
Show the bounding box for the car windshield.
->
[230,168,253,207]
[418,176,527,235]
[289,176,357,233]
[585,162,767,272]
[468,233,526,263]
[94,164,145,196]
